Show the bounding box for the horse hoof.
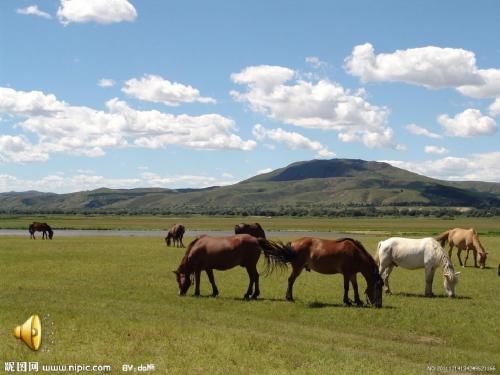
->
[355,301,364,307]
[286,296,294,302]
[211,293,219,298]
[243,295,250,300]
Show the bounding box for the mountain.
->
[1,159,499,213]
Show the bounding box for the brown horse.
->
[165,224,185,247]
[436,228,488,268]
[234,223,266,239]
[29,222,53,240]
[269,237,383,307]
[173,234,288,299]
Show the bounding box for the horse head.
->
[477,252,487,269]
[365,269,383,308]
[443,270,460,297]
[173,269,192,296]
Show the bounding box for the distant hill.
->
[1,159,499,213]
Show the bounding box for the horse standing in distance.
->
[264,237,383,307]
[376,237,460,297]
[234,222,266,239]
[29,222,53,240]
[173,234,289,299]
[436,228,488,269]
[165,224,185,248]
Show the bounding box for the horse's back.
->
[379,237,438,269]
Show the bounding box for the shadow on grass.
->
[391,292,471,300]
[307,301,396,309]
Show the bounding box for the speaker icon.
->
[14,315,42,351]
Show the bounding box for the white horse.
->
[376,237,460,297]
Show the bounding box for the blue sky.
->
[1,0,499,192]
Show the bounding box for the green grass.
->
[1,214,500,236]
[1,230,499,374]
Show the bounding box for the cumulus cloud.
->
[98,78,115,88]
[17,5,52,19]
[305,56,327,69]
[424,146,448,155]
[345,43,482,89]
[57,0,137,25]
[252,124,335,158]
[231,64,398,149]
[405,123,442,139]
[383,152,500,182]
[345,43,500,100]
[0,135,49,163]
[0,86,255,163]
[0,170,240,193]
[437,109,497,137]
[256,168,273,175]
[122,74,215,106]
[457,69,500,98]
[488,98,500,117]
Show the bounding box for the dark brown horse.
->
[165,224,185,247]
[174,234,288,299]
[270,237,383,307]
[234,223,266,239]
[29,222,53,240]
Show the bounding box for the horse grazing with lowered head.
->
[165,224,185,248]
[259,237,383,307]
[376,237,460,297]
[436,228,488,269]
[29,222,53,240]
[173,234,289,299]
[234,222,266,239]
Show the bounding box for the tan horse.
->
[436,228,487,269]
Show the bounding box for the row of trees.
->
[1,206,499,217]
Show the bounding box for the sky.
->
[1,0,499,193]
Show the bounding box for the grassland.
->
[1,214,500,236]
[1,223,499,374]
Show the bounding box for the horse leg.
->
[180,236,185,248]
[194,269,201,296]
[286,264,304,302]
[424,266,436,297]
[379,260,394,294]
[463,249,469,267]
[243,266,254,300]
[343,274,352,306]
[250,264,260,299]
[472,249,478,268]
[206,269,219,297]
[350,275,363,306]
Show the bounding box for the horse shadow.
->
[391,292,471,300]
[307,301,396,309]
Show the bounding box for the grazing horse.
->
[436,228,488,269]
[174,234,288,299]
[234,222,266,239]
[376,237,460,297]
[165,224,185,248]
[263,237,383,307]
[29,222,53,240]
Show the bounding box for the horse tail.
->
[435,230,450,247]
[257,238,295,276]
[374,241,382,266]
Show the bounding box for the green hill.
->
[1,159,499,213]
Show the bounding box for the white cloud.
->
[231,64,398,149]
[457,69,500,98]
[98,78,115,88]
[122,74,215,106]
[57,0,137,25]
[438,109,497,137]
[0,135,49,163]
[383,152,500,182]
[140,172,237,188]
[17,5,52,19]
[252,124,335,158]
[305,56,327,69]
[405,123,442,139]
[345,43,483,89]
[488,98,500,117]
[256,168,273,175]
[0,87,256,163]
[424,146,449,155]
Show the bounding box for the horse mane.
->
[434,242,457,282]
[337,238,380,273]
[177,236,203,274]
